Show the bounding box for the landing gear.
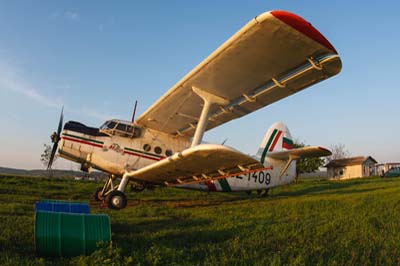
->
[94,187,104,201]
[105,190,127,210]
[94,173,130,210]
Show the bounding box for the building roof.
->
[325,156,377,168]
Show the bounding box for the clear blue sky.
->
[0,1,399,169]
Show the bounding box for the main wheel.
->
[94,187,105,201]
[106,190,127,210]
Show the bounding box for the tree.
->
[293,141,325,181]
[326,143,350,163]
[40,143,57,176]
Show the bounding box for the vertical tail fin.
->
[257,122,294,164]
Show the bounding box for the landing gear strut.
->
[94,173,130,210]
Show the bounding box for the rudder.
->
[257,122,294,164]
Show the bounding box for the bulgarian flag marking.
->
[282,137,294,149]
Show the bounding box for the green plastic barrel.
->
[35,211,111,257]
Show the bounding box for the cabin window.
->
[143,144,151,152]
[154,146,162,154]
[165,149,173,157]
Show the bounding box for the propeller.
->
[48,107,64,169]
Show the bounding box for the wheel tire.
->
[94,187,104,201]
[106,190,127,210]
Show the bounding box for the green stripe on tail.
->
[260,129,278,164]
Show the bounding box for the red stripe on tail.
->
[269,130,282,152]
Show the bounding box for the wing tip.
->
[318,146,332,156]
[268,10,338,54]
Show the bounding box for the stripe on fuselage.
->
[218,178,232,192]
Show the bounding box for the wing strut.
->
[279,154,300,180]
[190,86,229,147]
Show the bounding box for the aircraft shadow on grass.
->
[112,218,237,251]
[126,196,251,209]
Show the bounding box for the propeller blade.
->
[57,107,64,136]
[47,107,64,170]
[47,142,58,169]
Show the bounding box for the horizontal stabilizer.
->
[267,146,331,160]
[125,144,263,186]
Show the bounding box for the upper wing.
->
[136,10,342,137]
[267,146,331,160]
[124,144,264,186]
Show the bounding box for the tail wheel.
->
[106,190,127,210]
[94,187,104,201]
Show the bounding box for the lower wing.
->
[124,144,265,186]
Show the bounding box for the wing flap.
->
[125,144,263,185]
[267,146,331,160]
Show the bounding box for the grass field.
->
[1,174,400,266]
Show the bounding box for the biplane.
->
[48,10,342,209]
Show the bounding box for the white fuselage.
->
[59,124,190,177]
[58,121,297,192]
[59,120,296,192]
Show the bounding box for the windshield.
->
[100,120,141,137]
[100,121,117,130]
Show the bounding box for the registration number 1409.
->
[236,171,271,185]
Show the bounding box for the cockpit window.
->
[107,122,116,129]
[99,120,141,138]
[116,123,127,131]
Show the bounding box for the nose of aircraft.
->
[48,107,64,169]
